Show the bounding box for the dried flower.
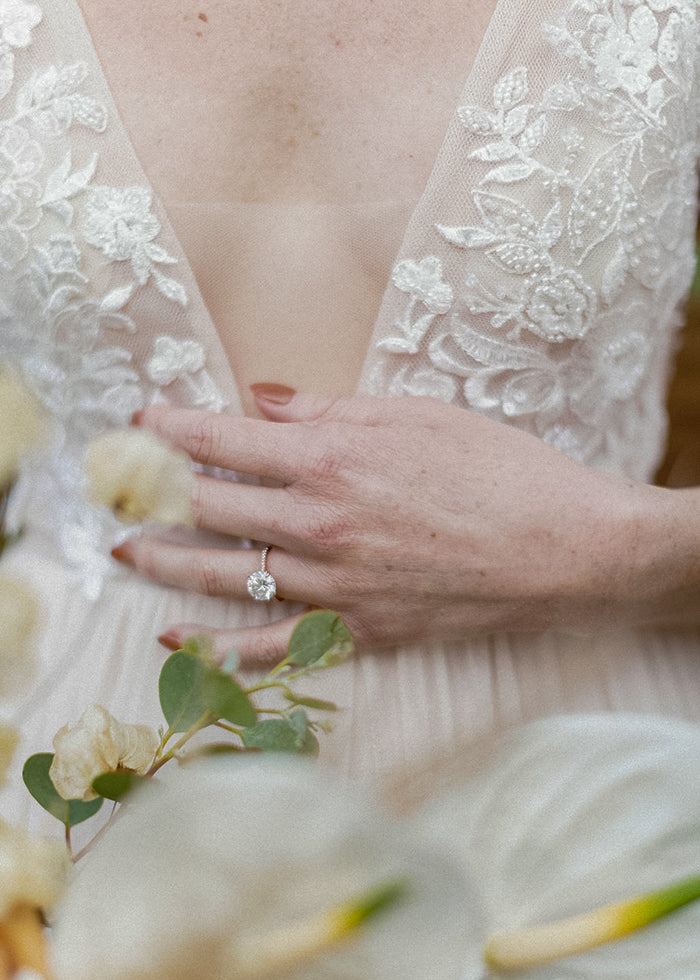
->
[0,574,39,697]
[84,428,193,525]
[0,818,70,920]
[0,371,44,485]
[49,705,159,802]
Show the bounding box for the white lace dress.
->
[0,0,699,832]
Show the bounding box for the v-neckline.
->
[65,0,507,413]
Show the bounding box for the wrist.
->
[617,484,700,627]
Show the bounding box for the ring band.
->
[246,545,277,601]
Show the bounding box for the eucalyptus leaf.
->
[158,650,212,732]
[287,610,354,667]
[91,769,149,802]
[241,712,319,756]
[22,753,103,827]
[181,635,215,661]
[202,667,258,727]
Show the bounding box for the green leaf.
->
[202,666,258,727]
[159,650,212,732]
[22,753,103,827]
[287,610,354,667]
[241,710,319,756]
[283,692,338,712]
[181,635,215,662]
[91,770,149,802]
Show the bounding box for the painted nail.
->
[130,409,144,426]
[110,543,133,564]
[157,631,181,651]
[250,382,296,405]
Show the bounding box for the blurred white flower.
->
[0,574,39,696]
[0,818,70,920]
[419,715,700,980]
[0,371,44,485]
[52,759,475,980]
[49,704,159,802]
[84,428,193,525]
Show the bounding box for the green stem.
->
[147,711,215,774]
[213,720,244,736]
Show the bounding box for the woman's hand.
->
[114,390,700,665]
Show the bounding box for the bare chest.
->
[78,0,493,205]
[76,0,497,407]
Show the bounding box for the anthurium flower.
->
[0,371,44,486]
[0,574,39,696]
[418,714,700,980]
[49,705,159,802]
[84,428,193,525]
[51,759,474,979]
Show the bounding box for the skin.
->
[79,1,700,663]
[115,392,700,664]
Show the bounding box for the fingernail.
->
[131,409,144,426]
[111,543,133,564]
[250,382,296,405]
[157,631,182,651]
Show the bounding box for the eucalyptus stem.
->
[147,711,215,775]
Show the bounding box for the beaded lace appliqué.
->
[0,1,225,593]
[377,0,699,474]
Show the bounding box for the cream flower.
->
[0,574,39,696]
[0,818,70,919]
[49,704,159,802]
[52,760,473,980]
[0,371,44,485]
[84,428,193,525]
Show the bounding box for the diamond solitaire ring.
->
[246,545,277,601]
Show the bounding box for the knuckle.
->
[187,416,224,464]
[296,505,355,554]
[303,428,347,482]
[198,557,230,597]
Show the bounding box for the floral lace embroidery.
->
[0,1,225,593]
[378,0,699,474]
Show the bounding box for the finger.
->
[191,476,290,542]
[157,613,309,668]
[112,538,310,602]
[250,387,397,426]
[133,407,302,481]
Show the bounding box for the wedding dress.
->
[0,0,699,836]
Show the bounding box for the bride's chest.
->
[78,0,493,206]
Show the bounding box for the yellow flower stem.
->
[234,880,406,978]
[484,874,700,969]
[0,904,53,978]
